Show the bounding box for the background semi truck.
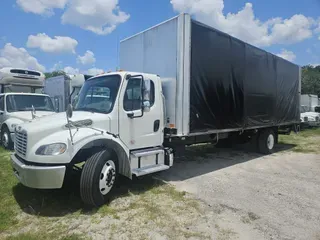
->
[11,14,300,207]
[45,74,93,112]
[0,67,55,149]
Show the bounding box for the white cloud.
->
[61,0,130,35]
[62,66,104,76]
[63,66,80,75]
[276,49,296,62]
[17,0,129,35]
[171,0,315,47]
[16,0,68,16]
[77,51,96,65]
[0,43,45,72]
[86,68,104,75]
[310,63,320,67]
[27,33,78,54]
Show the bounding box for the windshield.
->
[6,95,55,112]
[74,75,121,114]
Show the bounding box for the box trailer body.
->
[45,74,92,112]
[120,14,301,137]
[301,94,319,112]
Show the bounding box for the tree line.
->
[45,65,320,97]
[302,65,320,97]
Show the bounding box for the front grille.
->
[15,130,27,156]
[304,117,308,122]
[316,116,319,122]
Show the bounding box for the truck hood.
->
[8,111,55,122]
[17,111,112,141]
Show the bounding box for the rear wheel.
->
[1,127,13,150]
[80,149,118,207]
[258,129,275,154]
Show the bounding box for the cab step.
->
[132,164,169,177]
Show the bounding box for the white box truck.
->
[44,74,93,112]
[10,14,300,207]
[0,67,55,149]
[300,94,320,127]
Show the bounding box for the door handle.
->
[127,112,134,118]
[154,120,160,132]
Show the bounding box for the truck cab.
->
[11,71,170,207]
[0,67,55,149]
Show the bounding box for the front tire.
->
[1,127,13,150]
[258,129,275,154]
[80,150,118,207]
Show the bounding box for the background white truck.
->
[44,74,93,112]
[300,94,320,127]
[11,14,300,207]
[0,67,55,149]
[301,94,319,112]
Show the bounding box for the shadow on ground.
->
[156,141,295,182]
[12,173,163,218]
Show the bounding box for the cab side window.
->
[0,96,4,111]
[124,78,143,111]
[123,79,156,111]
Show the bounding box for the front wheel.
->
[1,127,13,150]
[80,150,118,207]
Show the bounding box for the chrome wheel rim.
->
[99,160,116,195]
[267,134,274,150]
[2,132,9,148]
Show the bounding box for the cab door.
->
[118,75,163,150]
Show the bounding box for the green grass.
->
[0,147,204,239]
[279,128,320,153]
[5,233,84,240]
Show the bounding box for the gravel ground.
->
[156,144,320,240]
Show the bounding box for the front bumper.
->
[308,121,320,127]
[11,154,66,189]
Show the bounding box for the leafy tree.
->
[301,65,320,97]
[44,70,67,79]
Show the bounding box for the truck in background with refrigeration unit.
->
[44,74,93,112]
[0,67,55,149]
[11,14,300,207]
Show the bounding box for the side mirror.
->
[66,104,73,119]
[142,100,151,112]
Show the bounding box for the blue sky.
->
[0,0,319,74]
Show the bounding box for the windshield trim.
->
[5,94,55,113]
[73,74,122,114]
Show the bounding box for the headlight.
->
[36,143,67,155]
[11,124,17,129]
